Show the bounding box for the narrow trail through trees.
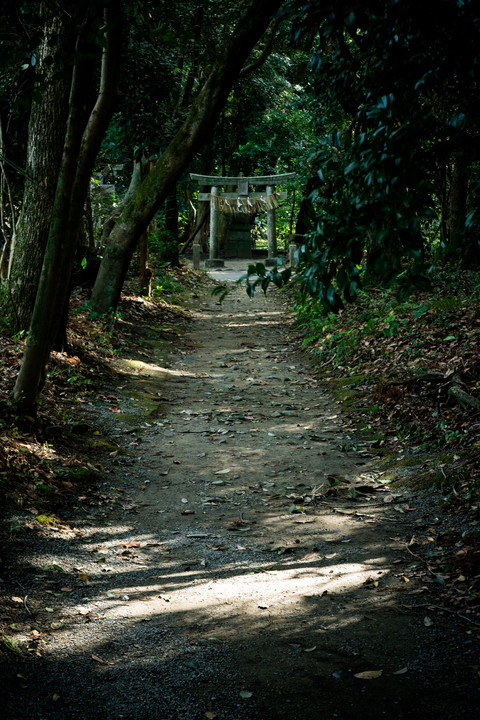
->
[2,282,478,719]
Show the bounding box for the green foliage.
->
[149,227,178,264]
[289,0,480,310]
[243,260,292,298]
[152,270,183,298]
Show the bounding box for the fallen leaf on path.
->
[91,654,113,665]
[205,713,217,719]
[239,690,253,699]
[11,596,23,604]
[393,666,409,675]
[215,468,231,475]
[303,646,317,653]
[354,670,383,679]
[424,616,434,627]
[122,541,141,548]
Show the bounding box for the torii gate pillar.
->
[207,187,223,267]
[266,185,277,266]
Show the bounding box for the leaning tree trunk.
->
[6,9,72,332]
[90,0,284,315]
[11,5,122,415]
[102,151,148,243]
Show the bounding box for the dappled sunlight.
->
[116,358,198,379]
[23,517,396,631]
[224,319,283,330]
[23,514,397,655]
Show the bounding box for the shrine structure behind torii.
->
[190,173,295,267]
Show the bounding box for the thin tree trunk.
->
[180,198,209,254]
[90,0,284,315]
[164,190,179,266]
[139,228,151,296]
[12,5,122,414]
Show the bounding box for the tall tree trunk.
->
[12,4,122,414]
[90,0,284,314]
[6,8,72,332]
[163,190,179,266]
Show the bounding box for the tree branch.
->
[239,17,282,77]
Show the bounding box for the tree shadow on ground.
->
[1,514,479,720]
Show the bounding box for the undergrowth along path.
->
[1,283,479,720]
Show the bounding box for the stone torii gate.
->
[190,173,295,267]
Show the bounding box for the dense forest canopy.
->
[0,0,479,413]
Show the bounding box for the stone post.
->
[289,243,297,268]
[266,185,277,266]
[205,187,224,267]
[193,243,200,270]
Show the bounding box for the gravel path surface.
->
[1,276,479,719]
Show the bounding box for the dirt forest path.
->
[2,276,479,719]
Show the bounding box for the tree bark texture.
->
[12,4,122,413]
[90,0,284,314]
[6,9,72,332]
